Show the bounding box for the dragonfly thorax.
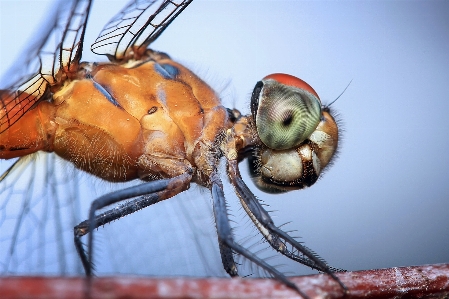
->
[1,55,229,186]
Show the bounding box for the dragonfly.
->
[0,0,345,295]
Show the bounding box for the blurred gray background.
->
[0,0,448,277]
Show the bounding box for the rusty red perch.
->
[0,264,448,299]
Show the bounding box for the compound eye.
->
[251,73,322,150]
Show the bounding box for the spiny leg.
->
[210,172,308,298]
[74,172,193,276]
[74,191,160,273]
[218,239,239,277]
[227,160,347,293]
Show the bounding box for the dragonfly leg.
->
[210,172,308,298]
[74,172,193,276]
[227,160,347,294]
[218,239,239,277]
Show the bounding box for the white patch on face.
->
[312,151,321,175]
[260,149,303,182]
[299,144,312,161]
[309,130,331,148]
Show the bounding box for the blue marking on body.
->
[157,88,167,106]
[92,81,121,108]
[154,63,179,79]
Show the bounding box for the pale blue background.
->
[0,0,448,277]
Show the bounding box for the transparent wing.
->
[0,153,84,274]
[91,0,193,61]
[0,153,225,276]
[0,0,92,134]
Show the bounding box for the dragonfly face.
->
[248,73,338,193]
[0,0,344,295]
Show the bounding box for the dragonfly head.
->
[248,74,339,193]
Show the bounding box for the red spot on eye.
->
[263,73,319,99]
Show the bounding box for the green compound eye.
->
[251,74,322,150]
